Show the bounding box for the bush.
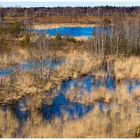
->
[0,38,11,53]
[10,21,22,36]
[64,35,76,43]
[102,18,111,28]
[55,33,62,41]
[20,34,30,48]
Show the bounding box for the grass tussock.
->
[0,72,140,137]
[10,95,140,138]
[114,56,140,80]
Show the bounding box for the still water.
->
[31,27,110,38]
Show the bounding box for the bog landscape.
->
[0,5,140,138]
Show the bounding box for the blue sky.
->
[0,1,140,7]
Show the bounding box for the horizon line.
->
[0,2,140,8]
[1,5,140,8]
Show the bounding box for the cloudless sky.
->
[0,1,140,7]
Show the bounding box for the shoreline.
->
[32,23,99,30]
[31,23,99,40]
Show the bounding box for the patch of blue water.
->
[60,80,73,93]
[60,76,93,95]
[0,60,64,78]
[10,75,139,122]
[98,102,104,112]
[20,62,35,72]
[97,101,115,113]
[44,59,63,69]
[41,75,116,121]
[105,75,115,92]
[29,29,48,36]
[94,80,103,89]
[9,75,140,122]
[41,94,93,121]
[135,80,140,88]
[31,27,110,38]
[0,68,14,78]
[21,60,63,72]
[127,80,140,95]
[81,76,93,94]
[60,75,115,96]
[12,99,29,121]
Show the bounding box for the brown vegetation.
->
[0,6,140,138]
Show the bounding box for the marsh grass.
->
[0,49,140,106]
[0,108,19,138]
[0,79,140,138]
[0,35,140,138]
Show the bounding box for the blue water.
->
[0,67,15,77]
[41,76,94,121]
[0,59,139,122]
[31,27,110,38]
[41,94,92,121]
[60,76,93,95]
[3,75,140,122]
[60,75,115,95]
[0,59,63,78]
[12,99,29,121]
[127,80,140,95]
[12,75,114,121]
[41,75,115,121]
[105,75,115,92]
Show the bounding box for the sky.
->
[0,0,140,7]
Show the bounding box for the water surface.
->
[0,59,63,78]
[31,27,110,38]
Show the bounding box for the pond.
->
[0,58,140,124]
[6,75,140,123]
[30,27,111,38]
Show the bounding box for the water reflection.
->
[127,80,140,95]
[30,27,111,38]
[12,99,29,121]
[41,75,115,121]
[60,75,115,95]
[41,94,93,121]
[0,73,140,122]
[0,59,63,78]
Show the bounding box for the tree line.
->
[0,6,140,18]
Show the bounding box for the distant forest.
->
[0,6,140,17]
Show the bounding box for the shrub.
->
[10,21,22,36]
[102,18,111,28]
[0,38,11,53]
[20,34,30,48]
[55,33,62,41]
[64,35,76,43]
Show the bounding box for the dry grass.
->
[0,79,140,137]
[0,108,19,138]
[0,49,140,106]
[17,91,140,138]
[114,56,140,80]
[0,48,29,69]
[0,41,140,138]
[32,23,97,30]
